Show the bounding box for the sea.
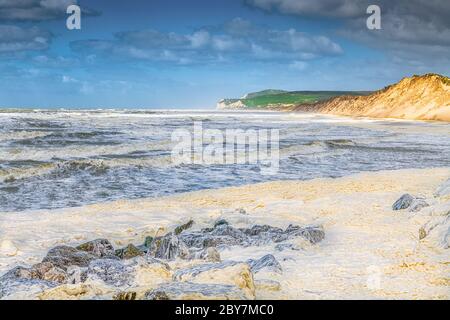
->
[1,109,449,212]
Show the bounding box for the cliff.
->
[295,74,450,121]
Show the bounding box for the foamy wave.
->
[0,131,51,142]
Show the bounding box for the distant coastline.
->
[218,74,450,122]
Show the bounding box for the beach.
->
[1,167,449,299]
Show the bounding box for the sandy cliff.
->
[296,74,450,121]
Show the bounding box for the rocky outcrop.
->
[180,222,325,249]
[0,220,324,300]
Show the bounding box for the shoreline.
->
[1,167,449,299]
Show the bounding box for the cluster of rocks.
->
[0,220,325,300]
[392,178,450,249]
[392,193,429,212]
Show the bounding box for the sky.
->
[0,0,449,108]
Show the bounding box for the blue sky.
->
[0,0,449,108]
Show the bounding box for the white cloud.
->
[0,25,51,52]
[71,18,342,65]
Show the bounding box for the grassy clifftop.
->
[218,90,370,109]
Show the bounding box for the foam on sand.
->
[1,167,449,299]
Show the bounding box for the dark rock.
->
[1,266,33,280]
[247,254,282,274]
[1,262,67,285]
[87,259,131,287]
[241,225,283,237]
[146,290,170,300]
[113,291,137,300]
[236,208,247,215]
[29,262,67,283]
[148,233,190,260]
[214,219,229,228]
[283,225,325,244]
[419,227,427,240]
[0,268,56,299]
[115,244,144,259]
[76,239,115,258]
[392,194,415,210]
[42,246,97,271]
[144,282,249,300]
[174,220,194,235]
[143,236,154,248]
[180,222,325,250]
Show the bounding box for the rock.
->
[0,262,67,285]
[144,282,249,300]
[143,236,154,248]
[419,227,427,240]
[242,225,283,237]
[282,225,325,244]
[1,266,33,280]
[115,244,144,259]
[113,291,137,300]
[408,199,430,212]
[174,220,194,235]
[148,233,190,260]
[236,208,247,215]
[214,219,229,228]
[0,268,56,299]
[0,240,18,257]
[392,194,416,210]
[42,246,97,271]
[198,247,221,262]
[29,262,67,283]
[180,222,325,250]
[247,254,282,274]
[173,261,255,299]
[87,259,131,287]
[76,239,115,258]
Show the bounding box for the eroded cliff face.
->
[296,74,450,121]
[217,99,247,110]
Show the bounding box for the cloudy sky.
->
[0,0,449,108]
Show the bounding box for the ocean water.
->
[0,109,449,213]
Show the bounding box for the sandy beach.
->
[1,167,449,299]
